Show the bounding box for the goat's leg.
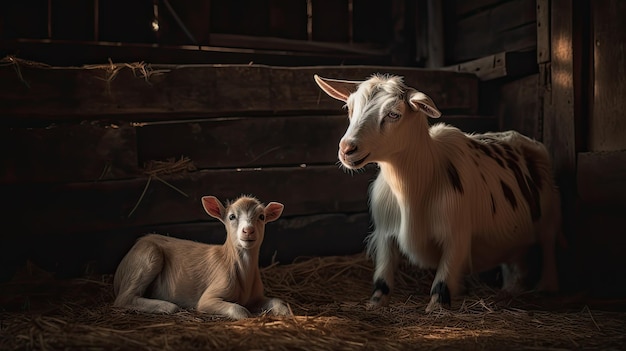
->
[367,234,400,309]
[426,234,470,313]
[113,242,179,314]
[252,297,290,316]
[501,259,528,294]
[197,296,252,320]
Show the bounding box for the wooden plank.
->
[426,0,445,68]
[544,0,576,181]
[137,114,496,171]
[449,0,536,62]
[2,165,374,236]
[137,115,347,169]
[536,0,550,63]
[0,38,392,67]
[451,22,537,63]
[454,0,504,18]
[497,74,541,140]
[444,50,537,81]
[577,151,626,206]
[0,63,479,119]
[207,33,388,55]
[456,0,536,34]
[3,213,371,278]
[0,122,138,184]
[150,212,371,268]
[589,0,626,151]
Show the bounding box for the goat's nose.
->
[243,226,255,234]
[339,139,358,156]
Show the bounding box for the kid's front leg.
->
[197,297,251,320]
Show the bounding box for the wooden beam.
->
[536,0,550,63]
[426,0,444,68]
[1,113,495,184]
[3,165,375,236]
[443,50,537,81]
[2,212,371,278]
[0,61,479,120]
[544,0,576,181]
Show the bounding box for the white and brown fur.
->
[314,74,561,312]
[113,195,289,320]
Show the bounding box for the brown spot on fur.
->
[501,180,517,210]
[506,158,541,221]
[446,162,464,194]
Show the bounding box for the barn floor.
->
[1,254,625,351]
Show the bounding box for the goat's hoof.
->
[425,294,451,313]
[268,298,290,316]
[366,294,389,310]
[227,305,252,320]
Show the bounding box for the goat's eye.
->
[259,214,265,221]
[228,214,236,221]
[387,111,400,119]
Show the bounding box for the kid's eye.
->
[228,214,236,220]
[259,214,265,221]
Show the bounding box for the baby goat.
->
[113,195,289,320]
[314,74,561,312]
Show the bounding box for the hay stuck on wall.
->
[1,254,625,350]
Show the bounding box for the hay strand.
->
[1,254,625,350]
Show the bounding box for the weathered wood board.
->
[1,122,138,184]
[1,113,496,184]
[497,74,541,140]
[448,0,537,63]
[3,166,374,236]
[3,212,371,278]
[0,63,479,119]
[589,0,626,151]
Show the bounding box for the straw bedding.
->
[1,254,625,351]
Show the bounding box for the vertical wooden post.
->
[426,0,444,68]
[543,0,576,181]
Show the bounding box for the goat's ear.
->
[408,90,442,118]
[314,74,360,102]
[263,202,284,223]
[202,196,226,221]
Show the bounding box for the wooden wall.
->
[444,0,537,64]
[0,62,488,280]
[0,0,408,66]
[573,0,626,297]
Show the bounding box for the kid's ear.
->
[314,74,361,102]
[202,196,226,221]
[263,202,284,223]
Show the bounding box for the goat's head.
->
[202,195,284,250]
[314,74,442,169]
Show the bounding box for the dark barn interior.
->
[1,0,625,350]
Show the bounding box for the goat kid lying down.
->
[113,195,289,320]
[314,73,561,312]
